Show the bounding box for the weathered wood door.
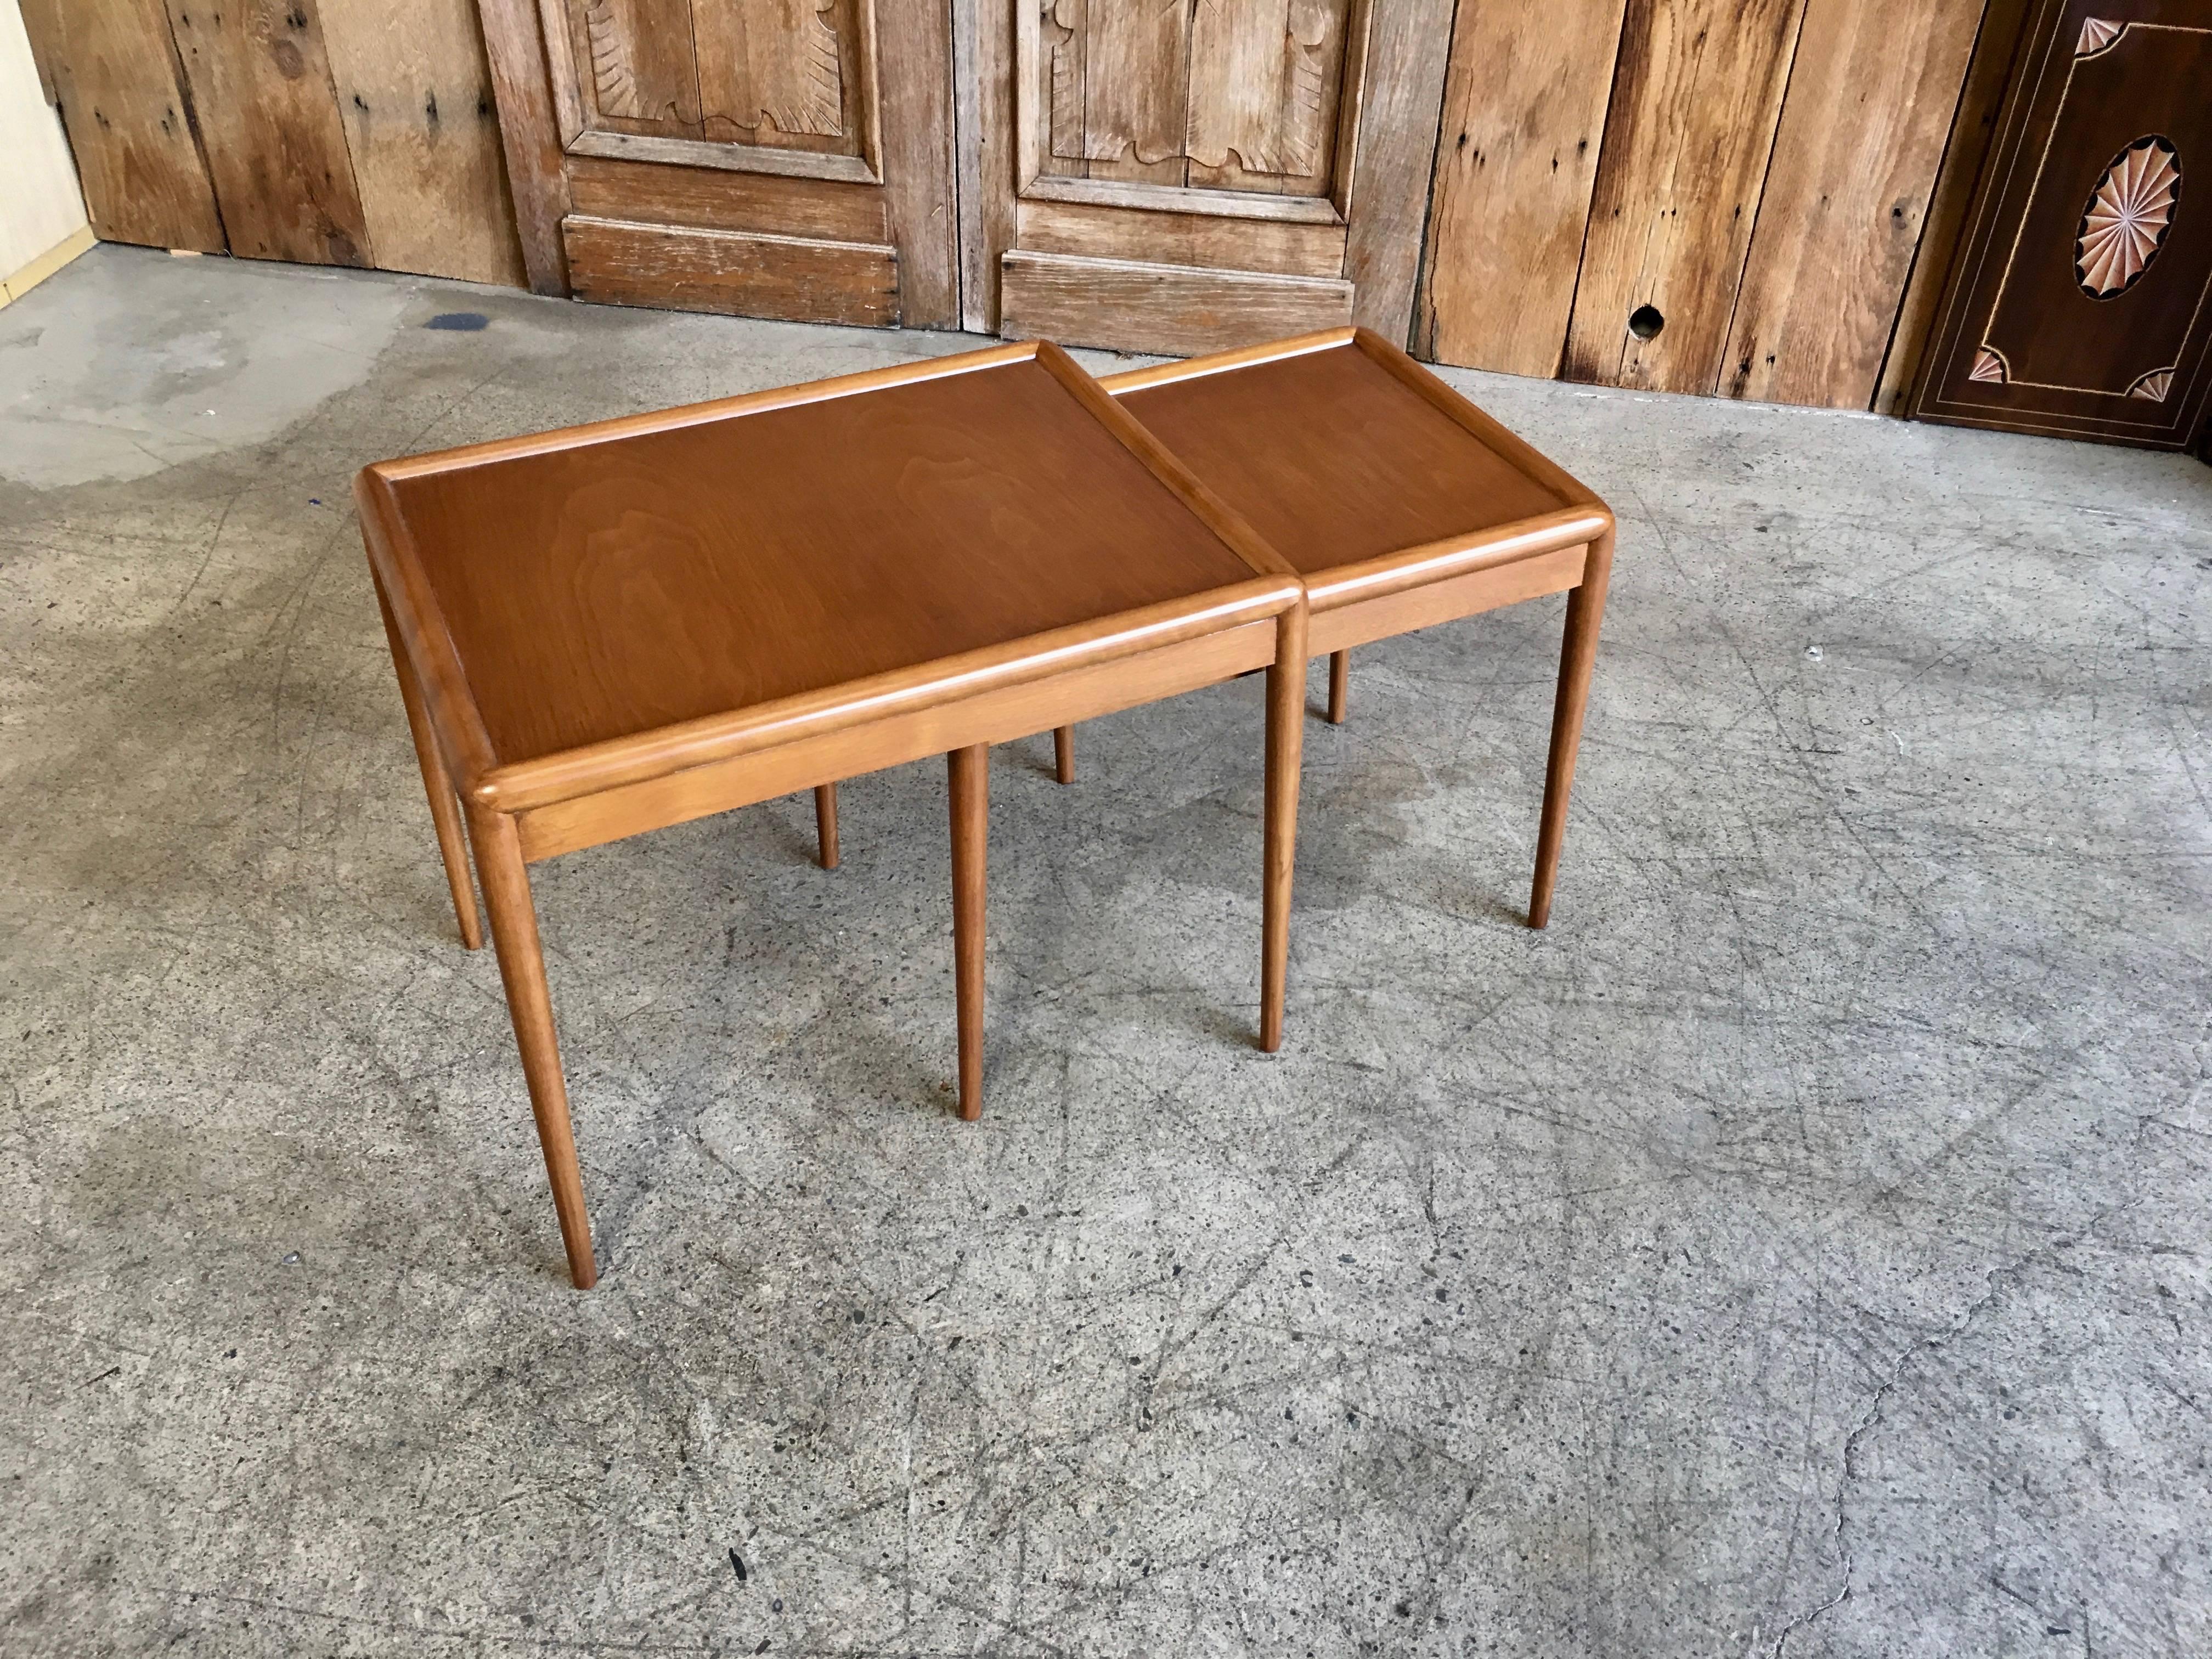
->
[480,0,957,326]
[959,0,1452,353]
[1916,0,2212,447]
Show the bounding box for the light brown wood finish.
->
[478,0,573,291]
[363,340,1307,1284]
[1017,198,1350,280]
[948,744,988,1119]
[1530,526,1613,929]
[1106,328,1615,928]
[1000,251,1355,357]
[1053,725,1075,785]
[321,0,528,287]
[377,577,483,950]
[1327,650,1348,724]
[1563,0,1809,393]
[874,0,960,325]
[814,783,839,869]
[1417,0,1629,373]
[164,0,373,266]
[469,802,596,1288]
[562,216,899,323]
[1722,0,1984,408]
[1872,0,2035,416]
[19,0,227,252]
[1341,0,1458,339]
[1260,603,1308,1051]
[565,154,886,242]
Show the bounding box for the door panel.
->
[975,0,1446,354]
[484,0,952,324]
[1917,0,2212,446]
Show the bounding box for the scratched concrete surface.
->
[3,244,2209,1657]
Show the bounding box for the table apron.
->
[514,618,1282,861]
[1306,544,1587,657]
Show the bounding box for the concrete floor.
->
[3,244,2209,1657]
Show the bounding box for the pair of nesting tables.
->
[359,328,1613,1288]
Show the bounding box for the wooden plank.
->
[18,0,226,251]
[566,153,887,242]
[1720,0,1983,408]
[321,0,527,287]
[163,0,372,265]
[878,0,959,325]
[953,0,1017,329]
[477,0,571,292]
[1415,0,1628,374]
[1341,0,1456,344]
[1021,172,1344,223]
[1874,0,2033,415]
[565,126,877,180]
[1018,196,1348,279]
[1562,0,1809,393]
[562,213,899,323]
[1067,0,1188,186]
[998,249,1352,354]
[1184,0,1353,199]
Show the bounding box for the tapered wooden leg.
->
[1530,528,1615,930]
[1053,725,1075,785]
[947,745,989,1121]
[1260,605,1308,1053]
[468,805,597,1289]
[1327,650,1349,725]
[375,580,482,950]
[814,782,840,869]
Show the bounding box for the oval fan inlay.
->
[2076,137,2181,298]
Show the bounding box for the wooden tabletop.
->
[1105,329,1611,608]
[359,341,1297,811]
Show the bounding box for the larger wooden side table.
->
[357,342,1305,1288]
[1092,328,1616,928]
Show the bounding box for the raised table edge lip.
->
[1098,324,1618,607]
[356,337,1310,817]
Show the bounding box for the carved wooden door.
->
[961,0,1452,354]
[1916,0,2212,447]
[481,0,957,327]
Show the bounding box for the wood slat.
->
[565,153,887,242]
[879,0,960,326]
[1417,0,1628,374]
[163,0,372,265]
[954,0,1017,329]
[477,0,572,291]
[563,213,898,324]
[998,249,1353,356]
[1341,0,1456,343]
[19,0,225,251]
[1562,0,1809,393]
[1016,197,1348,279]
[1720,0,1984,408]
[321,0,527,287]
[1873,0,2034,415]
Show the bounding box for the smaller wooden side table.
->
[358,342,1304,1288]
[1091,327,1616,928]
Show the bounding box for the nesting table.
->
[1095,328,1615,927]
[358,341,1305,1289]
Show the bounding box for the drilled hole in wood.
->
[1628,304,1665,341]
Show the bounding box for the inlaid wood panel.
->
[1037,0,1355,196]
[1917,0,2212,445]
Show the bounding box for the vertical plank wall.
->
[1420,0,1995,410]
[20,0,523,286]
[26,0,2007,410]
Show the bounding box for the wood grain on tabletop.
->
[1115,338,1566,573]
[383,357,1258,766]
